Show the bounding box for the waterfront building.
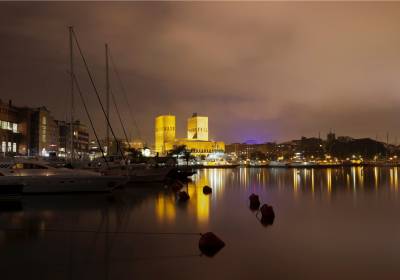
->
[0,99,21,156]
[154,113,225,156]
[155,115,176,155]
[187,113,208,141]
[0,99,91,158]
[29,107,59,157]
[0,100,60,157]
[57,120,89,158]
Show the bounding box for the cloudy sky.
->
[1,2,400,144]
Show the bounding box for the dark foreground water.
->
[1,167,400,280]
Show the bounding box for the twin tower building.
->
[155,113,225,156]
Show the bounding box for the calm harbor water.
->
[1,167,400,279]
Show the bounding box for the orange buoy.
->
[199,232,225,257]
[249,193,260,210]
[203,185,212,194]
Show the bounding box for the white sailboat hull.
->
[0,175,125,193]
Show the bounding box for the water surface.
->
[1,167,400,280]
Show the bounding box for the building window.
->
[41,116,47,143]
[1,141,5,152]
[12,123,17,133]
[12,143,16,153]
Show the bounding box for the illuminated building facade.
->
[0,99,90,158]
[154,113,225,156]
[155,115,176,155]
[29,107,59,157]
[187,113,208,141]
[0,99,21,156]
[57,120,89,158]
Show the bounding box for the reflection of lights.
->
[351,167,357,192]
[155,195,175,222]
[374,167,379,191]
[196,186,210,223]
[390,168,394,191]
[293,169,300,194]
[311,169,315,195]
[191,176,211,224]
[326,169,332,193]
[357,167,364,188]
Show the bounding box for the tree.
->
[168,145,194,166]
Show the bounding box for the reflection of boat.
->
[0,160,126,193]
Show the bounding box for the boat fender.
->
[199,232,225,257]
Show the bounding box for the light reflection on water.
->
[1,167,400,279]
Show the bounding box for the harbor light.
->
[142,147,151,157]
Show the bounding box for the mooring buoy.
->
[259,203,275,225]
[249,193,261,210]
[199,232,225,257]
[203,185,212,194]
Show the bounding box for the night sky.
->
[1,2,400,145]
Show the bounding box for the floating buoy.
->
[203,185,212,194]
[249,193,260,210]
[259,204,275,225]
[178,191,190,202]
[199,232,225,257]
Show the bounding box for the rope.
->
[109,50,142,142]
[110,88,131,151]
[71,29,125,160]
[71,73,109,169]
[0,227,202,236]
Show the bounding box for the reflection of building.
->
[155,113,225,156]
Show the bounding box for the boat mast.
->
[69,26,75,162]
[105,44,110,156]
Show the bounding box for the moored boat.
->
[0,160,127,193]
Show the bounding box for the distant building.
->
[29,107,59,157]
[129,139,145,150]
[154,113,225,156]
[57,120,89,158]
[226,142,277,159]
[187,113,208,141]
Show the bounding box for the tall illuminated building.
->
[155,115,176,155]
[154,113,224,156]
[187,113,208,141]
